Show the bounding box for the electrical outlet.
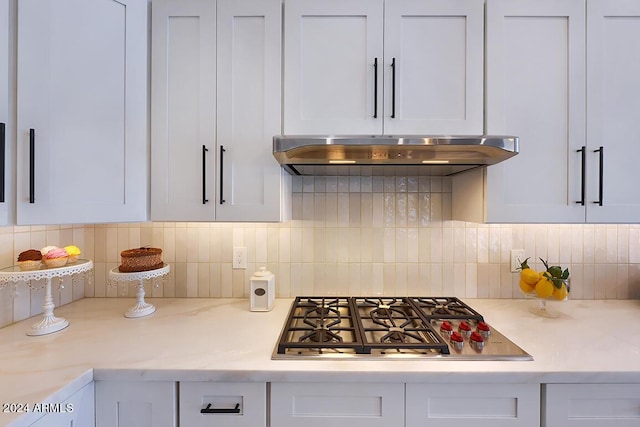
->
[510,249,526,273]
[233,247,247,269]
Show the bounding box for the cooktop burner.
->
[273,297,532,360]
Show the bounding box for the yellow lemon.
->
[519,278,535,294]
[552,283,568,300]
[520,268,539,286]
[535,277,554,299]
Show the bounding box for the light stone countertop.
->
[2,297,640,426]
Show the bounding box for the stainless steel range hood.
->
[273,135,519,176]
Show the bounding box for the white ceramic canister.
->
[250,267,275,311]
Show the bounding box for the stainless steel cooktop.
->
[273,297,532,361]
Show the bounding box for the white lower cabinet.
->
[29,382,95,427]
[95,381,177,427]
[179,381,266,427]
[270,382,405,427]
[406,383,540,427]
[544,383,640,427]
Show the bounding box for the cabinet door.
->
[215,0,288,222]
[406,383,539,427]
[484,0,586,223]
[383,0,483,135]
[16,0,147,225]
[180,381,266,427]
[150,0,216,221]
[283,0,384,135]
[29,382,95,427]
[0,0,9,225]
[586,0,640,223]
[270,382,404,427]
[544,383,640,426]
[95,381,176,427]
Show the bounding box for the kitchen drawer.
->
[270,382,404,427]
[179,381,266,427]
[544,383,640,426]
[406,383,540,427]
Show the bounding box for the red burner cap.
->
[440,321,453,331]
[470,331,484,342]
[458,321,471,331]
[477,321,490,332]
[450,331,463,342]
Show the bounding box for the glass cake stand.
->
[108,264,170,318]
[0,259,94,336]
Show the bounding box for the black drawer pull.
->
[373,58,378,118]
[219,145,226,204]
[29,128,35,204]
[0,122,5,203]
[593,146,604,206]
[200,403,240,414]
[575,146,586,206]
[202,145,209,204]
[390,57,396,118]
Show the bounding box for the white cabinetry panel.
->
[16,0,147,225]
[406,383,539,427]
[180,381,266,427]
[455,0,640,224]
[95,381,176,427]
[283,0,384,135]
[483,0,586,223]
[544,383,640,426]
[151,0,288,222]
[284,0,482,136]
[585,0,640,222]
[383,0,483,135]
[0,0,9,225]
[151,0,216,221]
[270,382,404,427]
[29,382,95,427]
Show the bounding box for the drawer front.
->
[180,382,266,427]
[406,383,540,427]
[270,382,404,427]
[544,383,640,427]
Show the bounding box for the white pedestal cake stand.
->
[108,264,170,318]
[0,259,94,336]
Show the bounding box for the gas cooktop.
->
[273,297,532,361]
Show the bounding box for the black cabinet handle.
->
[373,58,378,118]
[200,403,240,414]
[219,145,226,204]
[390,57,396,119]
[29,128,35,204]
[0,123,5,203]
[575,146,586,206]
[593,146,604,206]
[202,145,209,204]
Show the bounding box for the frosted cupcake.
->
[42,247,69,268]
[17,249,43,271]
[64,245,81,263]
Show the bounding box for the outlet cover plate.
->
[510,249,526,273]
[233,247,247,269]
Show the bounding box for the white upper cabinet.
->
[0,0,9,225]
[585,0,640,222]
[151,0,216,221]
[151,0,289,222]
[283,0,483,136]
[283,0,384,135]
[16,0,148,225]
[383,0,483,135]
[454,0,586,223]
[454,0,640,223]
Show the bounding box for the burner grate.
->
[409,296,484,322]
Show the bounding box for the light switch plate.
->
[510,249,526,273]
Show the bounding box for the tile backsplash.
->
[1,175,640,327]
